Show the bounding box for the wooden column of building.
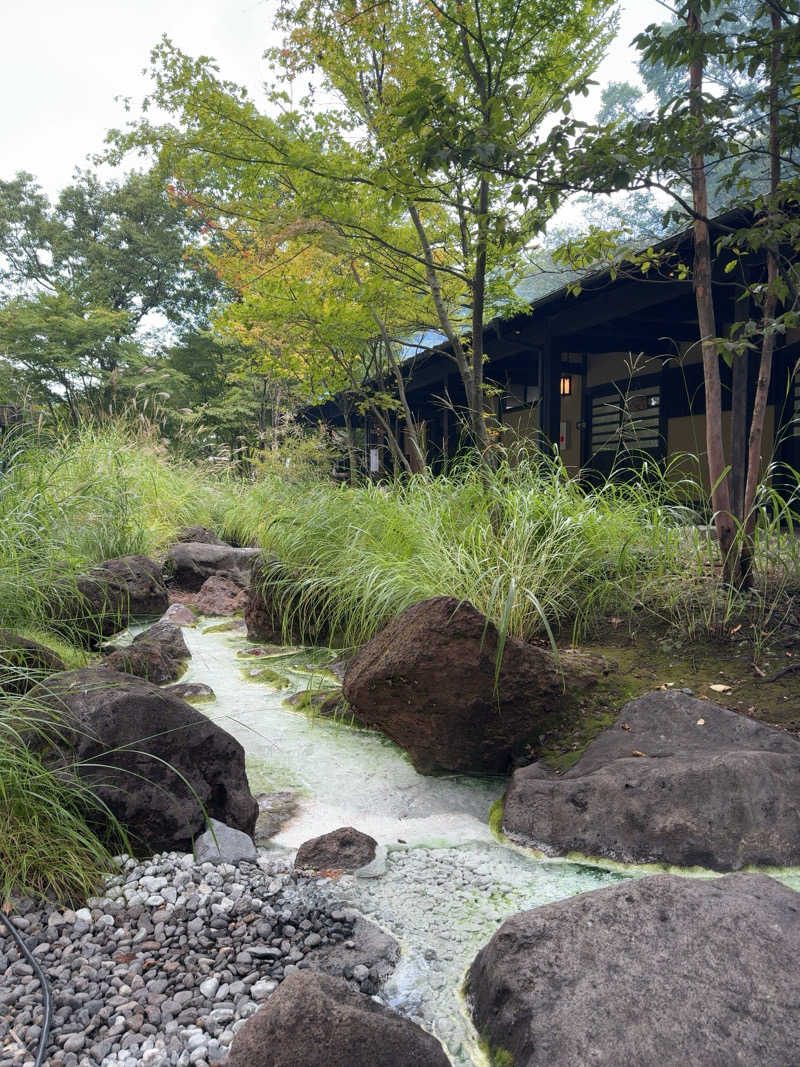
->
[539,333,562,450]
[730,292,750,519]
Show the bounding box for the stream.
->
[172,621,800,1066]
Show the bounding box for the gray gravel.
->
[0,852,369,1067]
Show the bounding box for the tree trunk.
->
[687,3,738,581]
[741,5,783,577]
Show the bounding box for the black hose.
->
[0,908,53,1067]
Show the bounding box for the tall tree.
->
[555,0,799,584]
[109,0,616,466]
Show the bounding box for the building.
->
[309,208,800,493]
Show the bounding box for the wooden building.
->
[309,209,800,490]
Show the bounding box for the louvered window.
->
[591,385,661,454]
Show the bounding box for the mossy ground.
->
[537,613,800,774]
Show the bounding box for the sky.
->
[1,0,668,200]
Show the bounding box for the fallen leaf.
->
[631,749,648,758]
[696,718,705,726]
[620,722,631,731]
[753,664,765,677]
[730,624,742,634]
[709,683,732,693]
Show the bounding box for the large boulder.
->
[227,970,450,1067]
[468,872,800,1067]
[194,576,248,616]
[30,668,258,853]
[93,555,169,616]
[48,571,129,646]
[165,543,261,592]
[342,597,604,774]
[134,621,190,663]
[503,689,800,870]
[0,630,66,694]
[295,827,377,872]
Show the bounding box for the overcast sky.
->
[2,0,667,200]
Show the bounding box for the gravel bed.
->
[0,852,366,1067]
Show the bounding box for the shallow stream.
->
[174,622,800,1065]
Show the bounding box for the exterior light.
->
[559,374,572,396]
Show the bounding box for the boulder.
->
[102,622,190,685]
[93,555,169,616]
[227,970,450,1067]
[0,630,66,694]
[295,827,377,872]
[102,643,182,684]
[48,571,129,646]
[161,603,198,627]
[134,621,190,663]
[165,543,261,592]
[342,597,604,774]
[177,526,227,546]
[503,689,800,870]
[30,668,258,854]
[194,818,258,865]
[194,576,248,616]
[468,872,800,1067]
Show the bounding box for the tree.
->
[109,0,616,467]
[555,0,800,585]
[0,169,223,419]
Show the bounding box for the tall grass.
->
[229,450,799,651]
[0,419,239,634]
[0,691,126,907]
[229,453,701,647]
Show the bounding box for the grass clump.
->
[239,452,698,647]
[0,695,123,907]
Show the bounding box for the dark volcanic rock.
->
[165,542,261,592]
[295,827,377,872]
[102,642,181,684]
[468,872,800,1067]
[93,555,169,616]
[30,668,258,853]
[103,622,190,685]
[176,525,227,545]
[134,620,190,663]
[503,689,800,870]
[48,571,129,646]
[194,575,248,616]
[0,630,66,694]
[227,970,450,1067]
[161,602,198,627]
[342,597,604,774]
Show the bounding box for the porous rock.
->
[227,970,450,1067]
[503,689,800,869]
[295,827,377,872]
[166,542,261,592]
[176,525,227,545]
[103,621,190,685]
[343,597,604,774]
[31,667,258,853]
[0,629,66,694]
[194,575,248,616]
[93,554,169,616]
[161,602,198,627]
[468,872,800,1067]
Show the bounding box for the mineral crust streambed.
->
[177,623,800,1066]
